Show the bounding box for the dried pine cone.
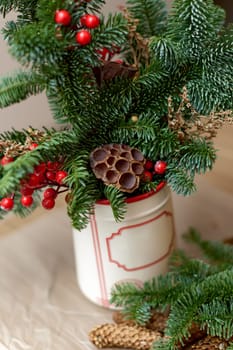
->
[89,323,162,350]
[90,144,145,193]
[184,335,230,350]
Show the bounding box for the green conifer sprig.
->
[127,0,167,37]
[0,71,46,108]
[111,229,233,349]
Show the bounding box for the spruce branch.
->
[0,71,46,108]
[126,0,167,37]
[103,185,127,222]
[183,228,233,266]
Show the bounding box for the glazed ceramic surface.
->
[72,185,175,308]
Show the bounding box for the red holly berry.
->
[0,197,14,210]
[154,160,167,175]
[144,159,154,170]
[54,9,72,26]
[55,170,68,184]
[45,171,56,181]
[76,30,92,45]
[47,161,61,171]
[80,14,88,26]
[0,156,14,166]
[142,170,153,182]
[21,195,33,207]
[27,174,40,188]
[20,187,34,196]
[43,188,57,199]
[42,198,55,210]
[34,163,46,175]
[82,14,100,28]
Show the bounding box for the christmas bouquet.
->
[0,0,232,230]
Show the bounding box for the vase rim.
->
[96,181,166,205]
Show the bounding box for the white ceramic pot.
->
[72,184,175,308]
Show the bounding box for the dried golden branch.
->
[168,87,233,141]
[122,8,150,68]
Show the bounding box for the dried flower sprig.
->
[122,7,150,68]
[168,87,233,141]
[0,128,48,158]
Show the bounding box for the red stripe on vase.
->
[90,214,109,307]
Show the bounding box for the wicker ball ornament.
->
[90,144,145,193]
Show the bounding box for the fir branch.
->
[167,0,225,58]
[0,150,42,197]
[103,185,127,222]
[111,258,217,327]
[165,166,196,196]
[95,12,128,52]
[67,175,101,230]
[126,0,167,37]
[65,150,102,230]
[0,71,46,108]
[0,0,38,18]
[8,22,69,67]
[183,228,233,266]
[162,268,233,348]
[178,139,216,175]
[149,37,180,69]
[197,298,233,339]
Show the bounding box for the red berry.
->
[34,163,46,175]
[27,174,40,187]
[144,160,154,170]
[55,170,68,184]
[47,161,60,171]
[29,143,38,150]
[21,195,33,207]
[76,30,92,45]
[42,198,55,210]
[54,9,72,26]
[142,170,153,182]
[0,197,14,210]
[0,156,14,166]
[83,14,100,28]
[80,14,88,26]
[20,187,34,196]
[154,160,167,175]
[46,171,56,181]
[43,188,57,199]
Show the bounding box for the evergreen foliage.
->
[0,0,232,229]
[111,228,233,349]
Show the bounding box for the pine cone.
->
[90,144,145,193]
[89,323,162,350]
[185,335,230,350]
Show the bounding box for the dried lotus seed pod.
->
[90,144,145,193]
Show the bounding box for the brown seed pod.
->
[90,144,145,193]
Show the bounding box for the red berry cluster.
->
[54,3,100,46]
[142,159,167,183]
[0,159,69,211]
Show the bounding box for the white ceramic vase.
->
[72,184,175,308]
